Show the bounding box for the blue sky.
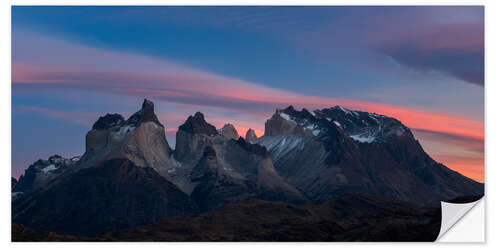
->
[11,6,484,181]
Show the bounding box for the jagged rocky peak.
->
[283,105,295,112]
[173,112,222,165]
[48,154,65,164]
[245,128,258,143]
[282,105,315,122]
[85,99,169,153]
[83,99,174,179]
[90,99,163,132]
[234,137,269,158]
[333,105,353,113]
[178,112,218,136]
[264,107,298,136]
[13,154,79,193]
[29,154,77,173]
[264,105,323,137]
[92,113,125,130]
[219,123,239,140]
[126,99,163,127]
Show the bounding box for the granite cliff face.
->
[81,99,175,179]
[189,138,306,211]
[173,112,306,210]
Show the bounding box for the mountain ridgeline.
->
[12,99,483,240]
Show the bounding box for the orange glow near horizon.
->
[11,63,484,139]
[431,154,484,182]
[211,122,265,138]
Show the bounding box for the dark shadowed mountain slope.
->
[12,223,91,242]
[97,194,440,242]
[190,138,306,211]
[258,105,483,205]
[12,158,198,236]
[11,177,17,189]
[174,112,306,210]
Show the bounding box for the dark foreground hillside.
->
[13,193,447,242]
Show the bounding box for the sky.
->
[11,6,484,182]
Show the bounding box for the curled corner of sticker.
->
[436,198,482,240]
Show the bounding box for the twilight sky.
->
[11,6,484,181]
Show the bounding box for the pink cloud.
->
[12,62,483,142]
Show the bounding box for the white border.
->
[438,199,485,242]
[2,0,498,248]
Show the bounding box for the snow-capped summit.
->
[257,104,482,205]
[313,106,412,143]
[265,104,413,144]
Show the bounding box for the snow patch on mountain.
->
[259,135,304,160]
[337,106,350,114]
[12,192,23,199]
[279,112,294,123]
[336,106,359,117]
[112,125,136,140]
[41,164,57,173]
[350,134,376,143]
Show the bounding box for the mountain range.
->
[12,99,483,241]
